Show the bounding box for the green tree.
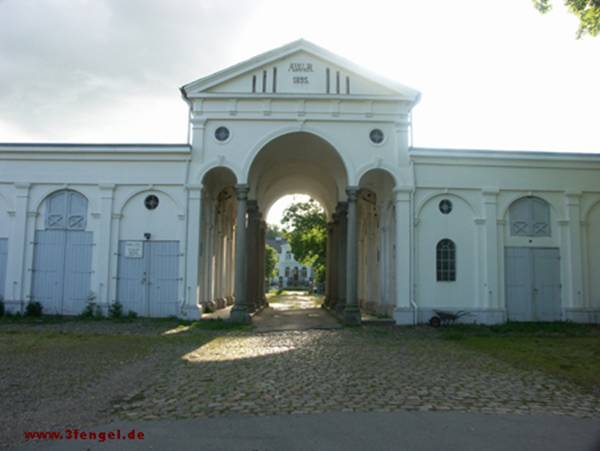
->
[265,244,279,280]
[266,224,284,240]
[281,199,327,283]
[534,0,600,37]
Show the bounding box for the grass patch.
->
[440,322,600,392]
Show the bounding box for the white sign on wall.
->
[124,241,144,258]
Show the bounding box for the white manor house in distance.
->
[0,39,599,325]
[267,237,313,289]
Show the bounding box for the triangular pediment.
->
[182,39,420,102]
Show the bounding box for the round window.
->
[369,128,384,144]
[215,126,230,142]
[144,195,159,210]
[439,199,452,214]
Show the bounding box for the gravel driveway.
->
[2,312,600,449]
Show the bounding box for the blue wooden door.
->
[32,230,93,315]
[117,241,179,317]
[505,247,561,321]
[0,238,8,300]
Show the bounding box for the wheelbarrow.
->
[429,310,471,327]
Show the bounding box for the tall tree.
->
[281,199,327,283]
[534,0,600,37]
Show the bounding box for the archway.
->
[198,167,239,313]
[246,132,351,323]
[197,131,383,325]
[357,169,397,317]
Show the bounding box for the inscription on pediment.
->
[206,52,395,96]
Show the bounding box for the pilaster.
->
[6,182,30,309]
[97,184,115,307]
[564,191,584,313]
[183,184,203,318]
[393,186,412,324]
[482,188,499,310]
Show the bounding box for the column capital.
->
[481,187,500,196]
[14,182,31,192]
[185,183,203,192]
[235,184,249,201]
[565,190,582,206]
[394,186,412,202]
[345,186,360,201]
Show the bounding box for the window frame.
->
[436,239,456,282]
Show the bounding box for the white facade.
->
[267,237,313,288]
[0,40,599,324]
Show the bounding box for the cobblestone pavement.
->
[113,327,600,420]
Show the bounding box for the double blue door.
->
[31,230,93,315]
[505,247,561,321]
[117,241,180,317]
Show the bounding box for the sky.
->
[1,0,599,223]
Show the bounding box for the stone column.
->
[259,220,267,307]
[214,215,224,308]
[393,187,412,324]
[246,200,259,312]
[230,184,251,323]
[325,222,334,308]
[344,187,361,325]
[226,212,235,305]
[336,203,348,314]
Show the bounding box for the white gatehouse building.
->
[1,40,599,324]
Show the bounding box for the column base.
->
[335,299,346,315]
[229,305,252,324]
[343,305,361,326]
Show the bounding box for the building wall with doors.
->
[0,145,190,317]
[0,40,599,324]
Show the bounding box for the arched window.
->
[45,190,88,230]
[436,239,456,282]
[509,197,551,237]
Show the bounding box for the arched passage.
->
[196,132,363,323]
[357,169,397,316]
[197,132,373,325]
[198,167,238,312]
[245,132,354,322]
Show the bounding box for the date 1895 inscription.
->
[289,62,313,84]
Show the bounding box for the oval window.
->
[439,199,452,214]
[215,126,230,142]
[369,128,384,144]
[144,195,159,210]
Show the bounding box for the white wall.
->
[415,192,477,310]
[586,201,600,314]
